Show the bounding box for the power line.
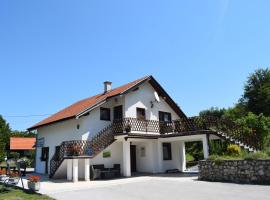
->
[2,114,51,118]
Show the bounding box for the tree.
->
[241,68,270,116]
[0,115,11,161]
[199,107,226,118]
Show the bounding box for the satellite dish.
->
[154,91,160,102]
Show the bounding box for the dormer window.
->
[100,108,111,121]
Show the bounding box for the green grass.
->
[0,184,54,200]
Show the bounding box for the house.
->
[28,76,254,182]
[10,137,36,157]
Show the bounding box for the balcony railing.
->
[112,117,201,134]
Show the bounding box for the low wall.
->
[199,160,270,184]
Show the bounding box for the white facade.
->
[34,80,210,181]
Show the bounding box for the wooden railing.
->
[49,124,115,178]
[189,116,261,150]
[112,117,202,134]
[50,116,261,177]
[113,117,261,149]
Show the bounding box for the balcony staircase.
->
[185,116,261,152]
[49,124,115,178]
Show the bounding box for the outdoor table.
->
[100,168,116,179]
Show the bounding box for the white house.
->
[28,76,252,182]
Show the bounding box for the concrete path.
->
[47,175,270,200]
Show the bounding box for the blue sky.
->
[0,0,269,131]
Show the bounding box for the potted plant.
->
[8,171,20,184]
[28,175,41,191]
[0,169,7,181]
[125,124,131,133]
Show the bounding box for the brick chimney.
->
[104,81,112,93]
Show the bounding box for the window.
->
[162,143,172,160]
[41,147,49,161]
[113,105,123,120]
[136,108,146,120]
[100,107,111,121]
[159,111,172,122]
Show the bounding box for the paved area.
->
[42,174,270,200]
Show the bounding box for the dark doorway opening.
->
[130,145,137,172]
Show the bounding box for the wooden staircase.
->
[49,123,115,178]
[187,116,261,152]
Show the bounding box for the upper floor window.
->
[159,111,172,122]
[114,105,123,120]
[137,108,146,120]
[100,107,111,121]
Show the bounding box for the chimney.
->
[104,81,112,93]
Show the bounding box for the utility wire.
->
[2,114,51,118]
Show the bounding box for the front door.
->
[41,147,49,174]
[130,145,137,172]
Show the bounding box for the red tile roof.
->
[10,137,36,150]
[28,76,150,130]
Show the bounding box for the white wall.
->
[124,81,179,121]
[132,140,156,173]
[91,141,123,171]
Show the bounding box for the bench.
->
[90,164,121,180]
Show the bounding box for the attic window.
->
[100,108,111,121]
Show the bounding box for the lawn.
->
[0,184,54,200]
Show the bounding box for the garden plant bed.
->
[0,184,53,200]
[199,159,270,185]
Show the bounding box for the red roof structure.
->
[28,76,187,130]
[10,137,36,150]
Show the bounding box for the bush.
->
[243,151,270,160]
[264,147,270,157]
[9,152,20,160]
[19,157,32,167]
[227,144,241,156]
[186,153,195,162]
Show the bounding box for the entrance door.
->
[130,145,137,172]
[41,147,49,174]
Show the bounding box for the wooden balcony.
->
[112,117,202,135]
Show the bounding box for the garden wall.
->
[199,160,270,184]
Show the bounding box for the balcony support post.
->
[84,159,90,181]
[122,139,131,177]
[72,159,78,182]
[67,159,72,181]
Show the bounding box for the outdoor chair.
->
[112,164,121,177]
[90,165,104,180]
[17,160,27,176]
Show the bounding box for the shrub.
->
[186,153,195,162]
[243,151,270,160]
[264,147,270,157]
[9,152,20,160]
[227,144,241,156]
[19,157,32,167]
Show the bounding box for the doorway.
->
[130,145,137,172]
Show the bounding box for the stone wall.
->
[199,160,270,184]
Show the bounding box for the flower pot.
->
[28,181,40,191]
[0,175,7,181]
